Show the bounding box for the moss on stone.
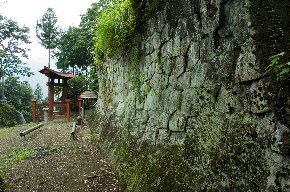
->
[90,111,268,191]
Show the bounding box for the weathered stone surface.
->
[234,52,260,83]
[170,132,187,144]
[273,121,290,155]
[156,128,170,144]
[92,0,290,191]
[143,94,156,112]
[215,86,244,113]
[168,111,186,132]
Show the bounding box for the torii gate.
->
[32,66,75,122]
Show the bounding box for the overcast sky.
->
[0,0,97,95]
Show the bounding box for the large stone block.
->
[168,110,187,132]
[191,62,209,87]
[215,86,244,113]
[170,132,187,144]
[273,121,290,155]
[187,41,201,72]
[144,90,159,111]
[172,56,186,78]
[234,52,260,83]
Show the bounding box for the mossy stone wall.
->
[90,0,290,191]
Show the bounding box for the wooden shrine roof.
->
[39,66,75,80]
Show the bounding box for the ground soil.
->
[0,120,120,192]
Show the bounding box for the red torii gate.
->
[31,66,75,123]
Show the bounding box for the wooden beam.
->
[46,82,66,87]
[20,123,44,137]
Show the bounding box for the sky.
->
[0,0,98,96]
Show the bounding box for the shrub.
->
[0,103,19,128]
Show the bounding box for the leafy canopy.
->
[0,15,31,77]
[55,26,93,72]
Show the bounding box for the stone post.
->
[43,107,49,123]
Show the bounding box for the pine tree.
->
[36,7,60,68]
[33,83,43,103]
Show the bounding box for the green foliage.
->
[36,7,59,49]
[89,65,99,92]
[0,147,36,180]
[94,0,164,61]
[0,103,19,128]
[55,3,100,79]
[68,75,87,99]
[4,77,33,122]
[36,7,60,68]
[55,1,107,73]
[55,26,93,72]
[33,83,43,103]
[264,52,290,80]
[95,0,137,59]
[0,15,32,77]
[6,147,36,163]
[67,76,87,111]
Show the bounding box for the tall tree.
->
[0,15,32,100]
[33,83,43,103]
[54,2,104,90]
[36,7,59,68]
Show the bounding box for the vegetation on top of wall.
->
[94,0,165,62]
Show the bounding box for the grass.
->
[5,147,37,164]
[0,123,39,190]
[0,123,36,137]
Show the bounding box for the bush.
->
[0,103,19,128]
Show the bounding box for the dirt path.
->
[0,120,120,192]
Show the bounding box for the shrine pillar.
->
[63,80,68,101]
[48,81,54,120]
[31,99,37,123]
[65,99,71,125]
[78,98,83,116]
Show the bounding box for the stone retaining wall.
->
[91,0,290,191]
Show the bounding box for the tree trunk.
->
[48,48,51,68]
[48,32,51,68]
